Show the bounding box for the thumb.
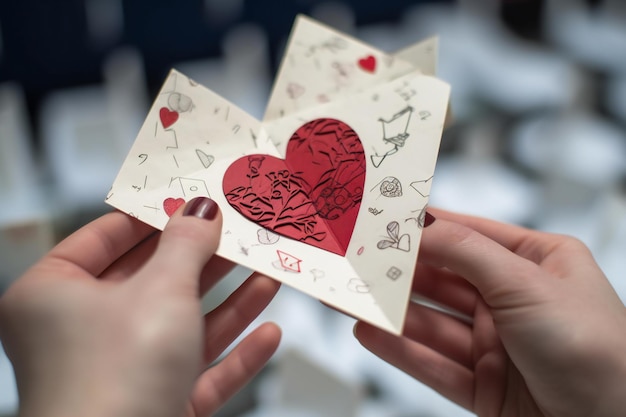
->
[138,197,222,291]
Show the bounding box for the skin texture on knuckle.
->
[442,221,494,260]
[548,233,589,255]
[420,221,480,267]
[64,216,119,267]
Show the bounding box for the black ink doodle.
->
[167,92,194,113]
[257,228,280,245]
[386,266,402,280]
[310,269,325,282]
[377,221,410,252]
[238,240,250,256]
[299,36,348,58]
[370,176,402,197]
[405,205,427,229]
[410,176,433,198]
[395,81,416,101]
[347,278,371,294]
[143,204,160,213]
[195,149,215,168]
[371,106,414,168]
[169,176,210,198]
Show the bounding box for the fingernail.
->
[424,211,436,227]
[183,197,218,220]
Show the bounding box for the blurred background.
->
[1,0,626,415]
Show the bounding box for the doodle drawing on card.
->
[410,176,433,197]
[419,110,431,120]
[170,176,210,199]
[405,205,427,228]
[358,55,376,73]
[370,176,402,198]
[195,149,215,169]
[386,266,402,280]
[163,197,185,217]
[377,221,410,252]
[310,268,325,282]
[238,240,250,256]
[257,228,280,245]
[156,73,195,149]
[371,106,414,168]
[159,107,178,129]
[287,82,305,100]
[167,92,194,113]
[274,250,302,273]
[347,278,371,294]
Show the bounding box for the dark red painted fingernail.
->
[183,197,218,220]
[424,211,436,227]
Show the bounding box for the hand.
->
[355,208,626,417]
[0,197,281,417]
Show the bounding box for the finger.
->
[403,302,473,368]
[428,208,555,263]
[100,231,235,289]
[412,262,479,316]
[203,274,281,364]
[419,216,545,308]
[47,211,156,277]
[190,322,281,416]
[99,233,160,281]
[355,321,474,410]
[137,197,222,291]
[433,208,605,283]
[472,300,508,417]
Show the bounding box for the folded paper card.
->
[107,15,450,335]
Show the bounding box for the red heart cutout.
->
[223,119,366,256]
[358,55,376,73]
[163,197,185,217]
[160,107,179,129]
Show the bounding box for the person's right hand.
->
[355,208,626,417]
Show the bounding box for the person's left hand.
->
[0,197,281,417]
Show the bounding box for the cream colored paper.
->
[107,15,450,334]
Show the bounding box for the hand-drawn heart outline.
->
[358,55,376,73]
[223,118,366,256]
[163,197,185,217]
[160,107,179,129]
[377,221,410,252]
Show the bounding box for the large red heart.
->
[223,119,366,256]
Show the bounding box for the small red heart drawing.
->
[163,197,185,217]
[223,119,366,256]
[159,107,179,129]
[358,55,376,73]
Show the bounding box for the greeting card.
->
[107,15,450,334]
